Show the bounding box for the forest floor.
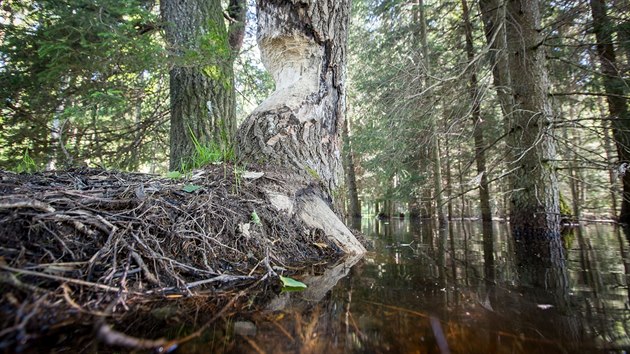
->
[0,166,364,352]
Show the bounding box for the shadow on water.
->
[85,219,630,353]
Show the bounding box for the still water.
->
[189,219,630,353]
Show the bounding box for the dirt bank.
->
[0,166,366,351]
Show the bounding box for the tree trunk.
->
[342,114,361,218]
[603,117,620,217]
[479,0,513,222]
[589,0,630,223]
[417,0,446,226]
[162,0,244,170]
[479,0,513,125]
[505,0,560,238]
[462,0,492,222]
[237,0,348,195]
[445,126,454,221]
[235,0,365,254]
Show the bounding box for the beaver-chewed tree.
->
[237,0,365,254]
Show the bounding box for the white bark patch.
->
[266,191,294,215]
[255,35,322,114]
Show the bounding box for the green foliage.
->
[305,166,320,180]
[251,210,261,226]
[0,0,169,171]
[182,184,202,193]
[231,165,245,194]
[15,149,38,173]
[165,171,183,179]
[559,193,573,223]
[279,276,307,292]
[179,124,235,173]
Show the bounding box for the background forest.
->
[1,0,629,222]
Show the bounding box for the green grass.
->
[15,149,38,173]
[177,125,235,173]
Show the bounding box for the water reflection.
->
[194,220,630,353]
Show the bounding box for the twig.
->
[96,322,168,350]
[0,264,139,294]
[0,199,55,213]
[0,272,47,294]
[130,251,159,285]
[61,284,110,317]
[171,290,246,346]
[243,336,267,354]
[147,274,256,294]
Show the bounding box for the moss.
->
[305,166,320,181]
[559,192,573,223]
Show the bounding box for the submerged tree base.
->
[0,166,367,351]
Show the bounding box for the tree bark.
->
[505,0,561,238]
[462,0,492,222]
[235,0,365,254]
[342,115,361,218]
[479,0,513,123]
[417,0,446,226]
[589,0,630,223]
[162,0,244,170]
[236,0,348,195]
[603,117,620,216]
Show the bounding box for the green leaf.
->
[251,210,261,226]
[182,184,202,193]
[280,276,307,292]
[166,171,182,179]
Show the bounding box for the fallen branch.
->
[0,264,138,294]
[0,199,55,213]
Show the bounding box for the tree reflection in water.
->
[172,219,630,353]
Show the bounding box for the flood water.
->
[194,219,630,354]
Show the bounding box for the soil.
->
[0,165,363,352]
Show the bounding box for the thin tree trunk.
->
[603,118,620,217]
[418,0,446,226]
[589,0,630,223]
[462,0,492,222]
[479,0,512,222]
[505,0,561,238]
[458,158,466,219]
[445,128,454,221]
[479,0,513,125]
[342,114,361,217]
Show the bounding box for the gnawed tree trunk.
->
[236,0,365,254]
[237,0,347,194]
[162,0,245,170]
[589,0,630,223]
[505,0,560,239]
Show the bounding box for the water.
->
[216,219,630,353]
